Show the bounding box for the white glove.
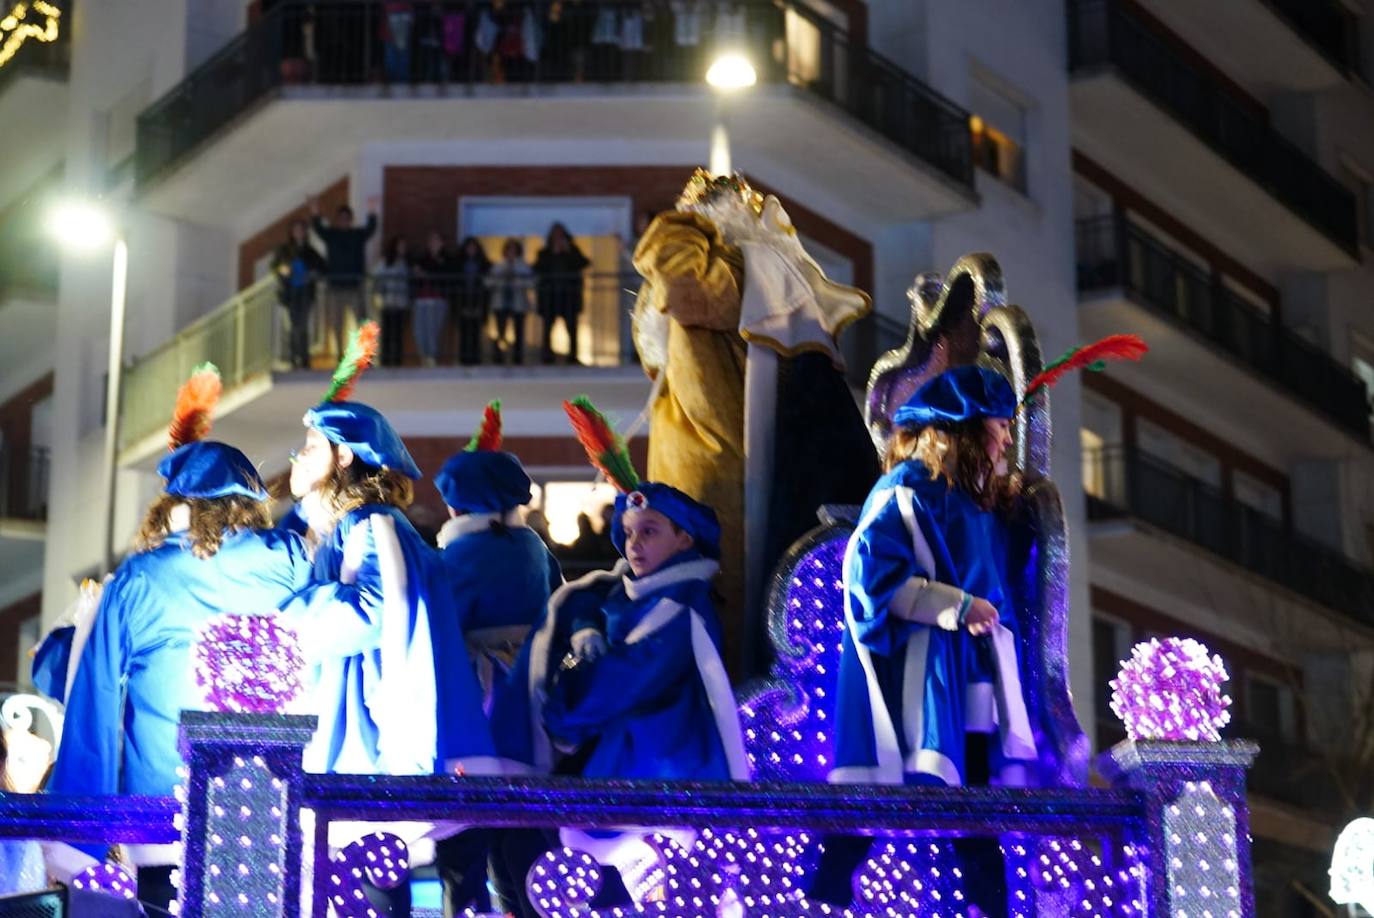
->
[570,628,609,662]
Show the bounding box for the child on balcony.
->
[47,365,314,911]
[490,397,747,909]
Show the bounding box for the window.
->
[1351,333,1374,430]
[536,479,619,547]
[1338,156,1374,250]
[1136,419,1222,488]
[1081,392,1123,503]
[1092,616,1133,722]
[969,71,1028,192]
[1243,674,1297,745]
[1232,470,1282,522]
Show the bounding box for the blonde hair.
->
[134,494,272,560]
[884,420,1021,512]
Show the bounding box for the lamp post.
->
[705,50,757,176]
[47,198,125,576]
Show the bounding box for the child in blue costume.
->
[434,400,562,710]
[831,365,1037,788]
[431,400,562,915]
[492,398,747,910]
[279,387,498,778]
[47,365,313,910]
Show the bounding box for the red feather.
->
[167,363,223,451]
[466,400,503,452]
[563,396,640,492]
[1024,334,1147,399]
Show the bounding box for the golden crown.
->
[677,168,764,214]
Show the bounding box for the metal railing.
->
[0,446,49,521]
[1085,444,1374,629]
[1075,214,1371,441]
[1067,0,1360,256]
[134,0,972,191]
[1262,0,1359,77]
[118,270,644,451]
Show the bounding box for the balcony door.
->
[460,197,634,367]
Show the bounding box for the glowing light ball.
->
[71,863,138,901]
[192,614,305,714]
[1108,637,1231,742]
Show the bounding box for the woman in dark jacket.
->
[533,222,590,364]
[271,219,326,369]
[453,236,493,365]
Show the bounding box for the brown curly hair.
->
[134,494,273,559]
[884,420,1021,513]
[316,444,415,517]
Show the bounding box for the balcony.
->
[1067,0,1359,271]
[1134,0,1358,93]
[132,0,975,224]
[1075,214,1371,455]
[116,270,653,469]
[0,446,46,594]
[1085,444,1374,631]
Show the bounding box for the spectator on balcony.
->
[488,237,535,364]
[453,236,493,365]
[272,219,326,370]
[413,231,453,367]
[534,222,590,364]
[310,196,380,359]
[380,1,415,82]
[373,236,411,367]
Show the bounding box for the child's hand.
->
[964,598,1000,636]
[570,628,609,662]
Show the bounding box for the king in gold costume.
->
[632,170,881,674]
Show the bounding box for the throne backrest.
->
[737,254,1089,787]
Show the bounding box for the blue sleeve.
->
[30,626,74,703]
[542,609,694,743]
[546,551,564,595]
[48,573,138,796]
[278,524,387,660]
[846,487,931,657]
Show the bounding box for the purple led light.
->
[328,831,410,918]
[71,862,139,901]
[192,614,305,714]
[1109,638,1232,742]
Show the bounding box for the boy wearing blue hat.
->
[278,324,498,779]
[434,400,562,709]
[830,364,1037,789]
[46,365,313,908]
[488,397,746,909]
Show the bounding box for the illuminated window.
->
[538,480,619,547]
[970,71,1028,192]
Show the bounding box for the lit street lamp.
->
[705,47,756,177]
[47,197,127,577]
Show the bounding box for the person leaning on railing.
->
[487,237,536,365]
[373,236,412,367]
[271,218,326,370]
[534,222,590,364]
[310,194,379,360]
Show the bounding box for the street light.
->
[705,50,756,177]
[47,196,127,577]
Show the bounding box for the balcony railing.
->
[118,270,644,452]
[1067,0,1360,256]
[134,0,972,191]
[0,446,49,522]
[1262,0,1360,77]
[1085,444,1374,629]
[1076,214,1371,441]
